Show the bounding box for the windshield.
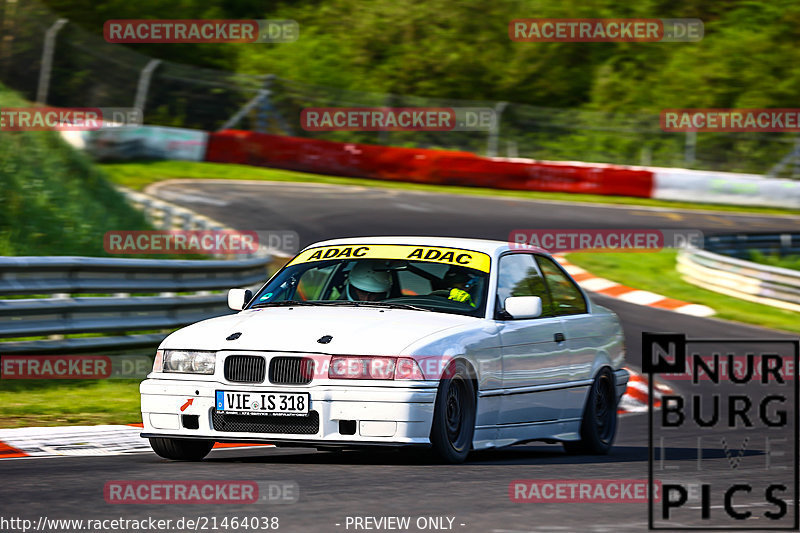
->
[249,245,490,317]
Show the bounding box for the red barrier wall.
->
[205,130,654,198]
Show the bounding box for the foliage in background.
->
[748,250,800,271]
[37,0,800,111]
[21,0,799,173]
[0,84,152,255]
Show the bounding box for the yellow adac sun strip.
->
[287,244,491,273]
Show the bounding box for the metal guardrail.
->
[704,233,800,258]
[0,255,271,295]
[677,233,800,313]
[0,183,282,354]
[0,255,272,354]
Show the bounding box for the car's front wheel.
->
[563,367,618,455]
[430,360,476,464]
[149,437,214,461]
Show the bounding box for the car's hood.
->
[161,306,476,355]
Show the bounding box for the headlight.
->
[328,356,424,380]
[191,352,216,373]
[162,350,216,374]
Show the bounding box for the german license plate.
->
[215,391,309,416]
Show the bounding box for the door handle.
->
[554,332,566,343]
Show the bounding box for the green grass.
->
[0,379,142,428]
[748,251,800,271]
[100,160,800,216]
[0,84,157,256]
[565,250,800,334]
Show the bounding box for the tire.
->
[563,368,618,455]
[429,360,476,464]
[149,437,214,461]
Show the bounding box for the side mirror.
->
[227,288,253,311]
[504,296,542,319]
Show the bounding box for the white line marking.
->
[158,190,229,206]
[617,290,666,305]
[674,303,716,317]
[578,277,619,292]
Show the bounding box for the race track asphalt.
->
[3,179,798,532]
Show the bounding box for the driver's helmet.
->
[443,266,472,288]
[346,261,392,301]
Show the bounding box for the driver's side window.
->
[496,254,554,317]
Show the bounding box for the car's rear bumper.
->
[140,378,437,445]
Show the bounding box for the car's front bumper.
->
[140,378,437,446]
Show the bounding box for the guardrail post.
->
[133,59,161,118]
[506,140,518,158]
[640,145,652,166]
[36,18,68,104]
[487,102,508,158]
[684,131,696,166]
[49,292,69,341]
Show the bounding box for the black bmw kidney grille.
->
[224,355,266,383]
[211,410,319,434]
[269,356,315,385]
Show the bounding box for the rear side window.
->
[535,255,587,316]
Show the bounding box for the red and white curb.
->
[0,424,149,459]
[618,367,675,415]
[554,255,715,317]
[0,424,271,459]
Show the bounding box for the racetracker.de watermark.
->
[104,230,256,255]
[103,230,299,255]
[300,107,497,131]
[104,480,298,504]
[661,355,796,382]
[509,18,703,42]
[662,108,800,132]
[0,107,141,131]
[508,229,704,253]
[510,479,661,503]
[1,355,151,379]
[104,20,298,43]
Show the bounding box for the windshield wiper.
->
[311,301,433,312]
[250,300,433,312]
[249,300,318,309]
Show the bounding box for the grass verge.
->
[0,86,154,256]
[565,250,800,334]
[100,160,800,217]
[0,380,142,428]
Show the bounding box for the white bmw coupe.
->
[140,236,628,463]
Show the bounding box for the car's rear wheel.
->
[430,360,476,464]
[149,437,214,461]
[563,368,617,455]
